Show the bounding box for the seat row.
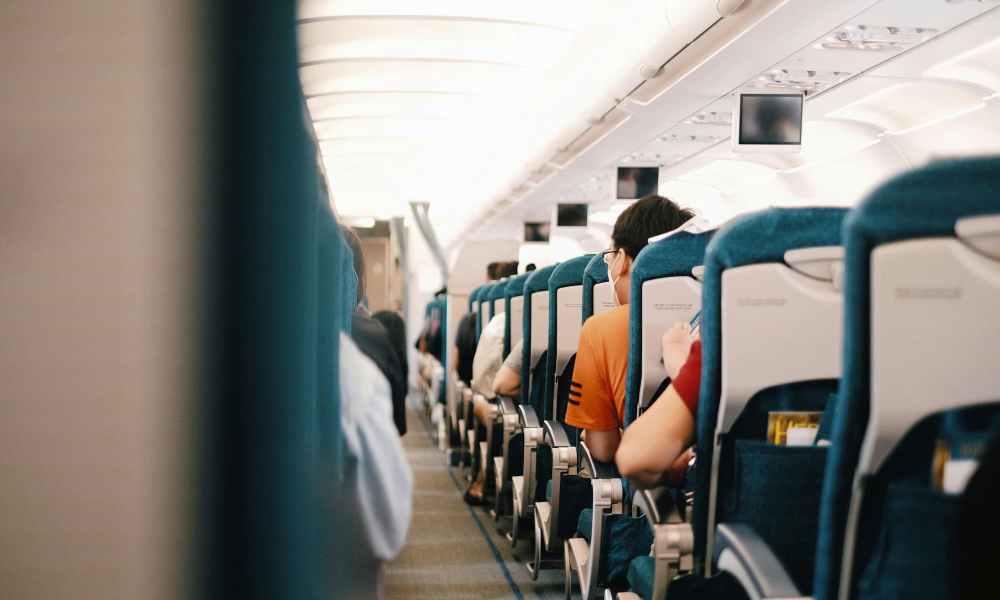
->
[441,157,1000,600]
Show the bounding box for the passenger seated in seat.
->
[463,263,519,504]
[452,262,506,386]
[616,324,702,488]
[343,226,409,436]
[493,339,522,397]
[564,196,695,463]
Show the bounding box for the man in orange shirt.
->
[564,195,695,462]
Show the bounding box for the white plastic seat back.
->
[529,289,550,371]
[592,281,617,317]
[716,247,845,434]
[552,285,584,414]
[860,221,1000,477]
[510,295,524,351]
[638,276,702,412]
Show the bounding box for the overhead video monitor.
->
[524,221,551,243]
[733,91,803,152]
[556,203,589,227]
[616,167,659,199]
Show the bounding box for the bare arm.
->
[492,363,520,397]
[615,386,695,489]
[584,428,622,463]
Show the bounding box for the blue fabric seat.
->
[520,266,558,408]
[203,1,354,594]
[545,255,592,419]
[502,273,530,359]
[625,231,712,428]
[477,282,497,342]
[487,278,509,322]
[627,556,655,600]
[577,507,594,542]
[692,207,848,592]
[814,157,1000,600]
[582,253,609,322]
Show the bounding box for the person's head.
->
[496,261,518,279]
[372,310,407,363]
[341,225,366,306]
[486,262,500,281]
[525,263,536,272]
[604,195,695,305]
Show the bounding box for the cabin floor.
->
[387,398,576,600]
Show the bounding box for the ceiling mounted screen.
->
[524,221,551,242]
[733,92,803,152]
[616,167,659,199]
[556,204,588,227]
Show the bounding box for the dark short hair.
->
[486,262,500,280]
[612,195,695,258]
[525,263,537,272]
[496,261,518,278]
[340,225,366,305]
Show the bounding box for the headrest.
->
[582,253,609,322]
[487,280,508,303]
[549,254,592,291]
[847,156,1000,248]
[630,231,714,294]
[469,284,484,303]
[524,263,558,295]
[478,282,497,305]
[705,207,847,271]
[504,272,530,299]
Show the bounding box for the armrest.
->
[634,487,682,527]
[497,395,517,416]
[517,404,540,429]
[543,420,572,448]
[714,523,802,600]
[579,440,617,480]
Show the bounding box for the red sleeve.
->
[671,340,701,416]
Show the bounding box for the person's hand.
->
[661,322,694,379]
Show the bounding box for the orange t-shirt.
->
[564,304,630,431]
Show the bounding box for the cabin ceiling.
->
[299,0,1000,248]
[298,1,691,235]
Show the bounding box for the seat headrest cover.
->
[549,255,592,291]
[504,272,530,298]
[582,253,609,322]
[814,156,1000,600]
[693,206,848,570]
[524,264,559,294]
[631,231,714,291]
[488,280,509,302]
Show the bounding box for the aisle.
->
[386,400,572,599]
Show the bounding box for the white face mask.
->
[606,250,624,306]
[608,269,620,307]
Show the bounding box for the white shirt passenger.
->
[339,332,413,561]
[471,313,505,399]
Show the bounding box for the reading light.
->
[657,133,725,143]
[686,111,732,126]
[759,68,852,93]
[817,25,938,51]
